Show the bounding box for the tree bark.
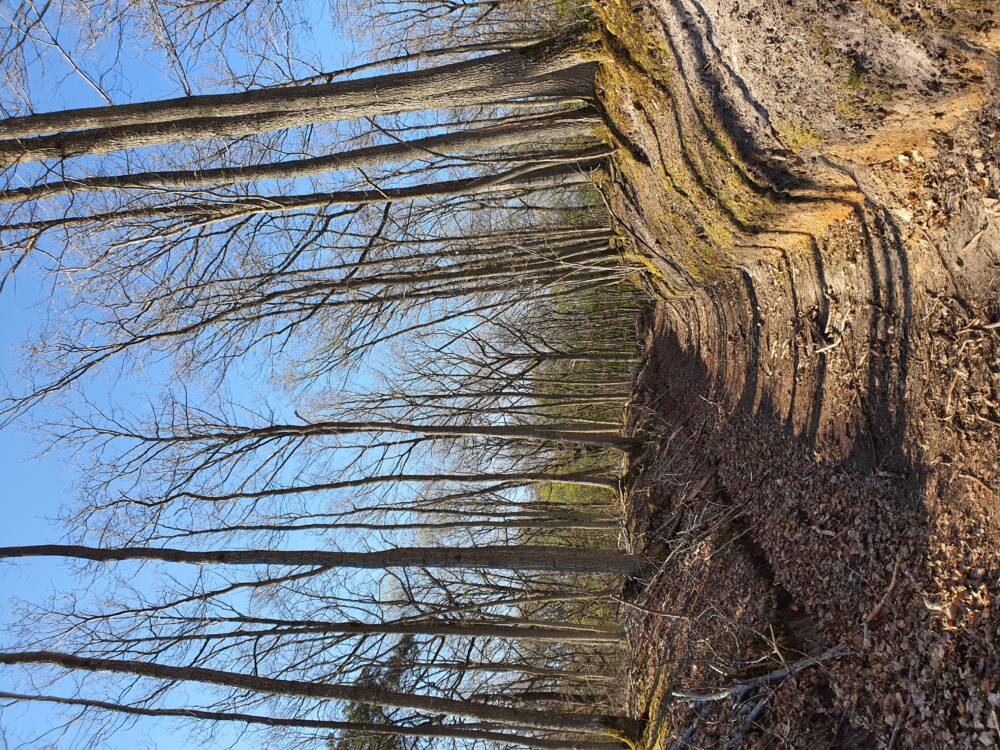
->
[106,413,634,449]
[286,36,549,86]
[0,30,592,137]
[0,157,607,233]
[0,543,647,575]
[0,651,644,736]
[405,661,616,682]
[0,108,601,204]
[0,691,624,750]
[0,32,596,164]
[162,469,618,504]
[164,514,618,538]
[118,615,624,643]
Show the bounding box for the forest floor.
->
[599,0,1000,748]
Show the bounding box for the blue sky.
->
[0,1,354,746]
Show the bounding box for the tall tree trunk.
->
[288,36,549,85]
[163,469,619,503]
[109,413,635,449]
[0,32,596,163]
[166,513,619,538]
[0,66,598,165]
[0,691,623,750]
[406,661,616,682]
[0,543,647,575]
[0,108,602,203]
[0,30,592,137]
[0,652,644,737]
[1,157,607,233]
[118,615,624,643]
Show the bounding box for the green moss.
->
[553,0,595,23]
[593,0,800,294]
[773,117,822,150]
[846,62,864,90]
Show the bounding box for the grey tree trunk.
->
[0,108,602,203]
[119,615,624,642]
[111,412,634,449]
[0,543,647,575]
[0,652,644,736]
[0,691,624,750]
[1,157,606,233]
[0,33,596,164]
[166,469,619,503]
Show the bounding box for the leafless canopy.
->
[0,2,649,748]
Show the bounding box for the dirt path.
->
[596,0,1000,747]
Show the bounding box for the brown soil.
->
[597,0,1000,747]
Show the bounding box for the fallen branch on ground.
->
[671,643,847,703]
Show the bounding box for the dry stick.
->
[719,696,770,750]
[611,597,688,621]
[864,553,901,624]
[670,646,847,748]
[669,703,710,750]
[670,644,847,703]
[886,702,910,750]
